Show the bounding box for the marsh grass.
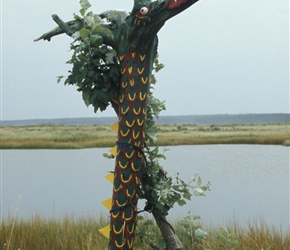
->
[201,221,289,250]
[1,214,289,249]
[1,124,289,149]
[1,214,109,250]
[0,125,116,149]
[156,124,290,146]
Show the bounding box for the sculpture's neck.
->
[117,49,152,146]
[117,30,158,143]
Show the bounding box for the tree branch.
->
[34,15,83,42]
[34,14,116,48]
[51,14,75,36]
[153,214,184,250]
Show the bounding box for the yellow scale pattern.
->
[100,50,150,249]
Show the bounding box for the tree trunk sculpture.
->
[35,0,201,249]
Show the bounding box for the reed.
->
[1,124,289,149]
[201,221,289,250]
[1,214,109,250]
[1,214,289,249]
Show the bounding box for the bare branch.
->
[34,15,83,42]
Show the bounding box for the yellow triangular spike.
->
[105,173,114,184]
[110,121,118,132]
[102,198,112,210]
[109,146,117,157]
[98,225,110,239]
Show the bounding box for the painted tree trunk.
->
[109,47,156,249]
[109,1,200,248]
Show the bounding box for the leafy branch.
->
[140,146,211,217]
[140,57,211,218]
[41,0,127,114]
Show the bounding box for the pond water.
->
[1,145,289,230]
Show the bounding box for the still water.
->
[1,145,289,229]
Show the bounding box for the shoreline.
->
[1,124,289,149]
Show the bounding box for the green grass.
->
[1,214,109,250]
[157,124,290,146]
[0,125,116,149]
[1,124,289,149]
[202,222,289,250]
[1,214,289,249]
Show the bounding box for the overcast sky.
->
[1,0,289,121]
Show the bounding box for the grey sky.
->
[1,0,289,121]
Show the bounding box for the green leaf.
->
[84,12,95,27]
[193,215,201,220]
[72,31,81,40]
[56,76,63,84]
[79,28,90,40]
[137,215,144,221]
[79,0,91,11]
[148,96,166,117]
[197,176,202,186]
[194,228,208,240]
[183,191,192,200]
[87,70,95,78]
[177,199,186,206]
[157,238,166,248]
[145,124,158,143]
[194,187,204,196]
[79,8,86,17]
[146,131,157,143]
[109,64,120,82]
[93,102,99,113]
[82,89,91,107]
[103,153,114,159]
[90,34,103,46]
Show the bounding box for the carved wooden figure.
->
[35,1,200,249]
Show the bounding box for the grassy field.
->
[1,124,289,149]
[1,214,289,249]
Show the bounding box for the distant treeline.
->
[1,113,289,127]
